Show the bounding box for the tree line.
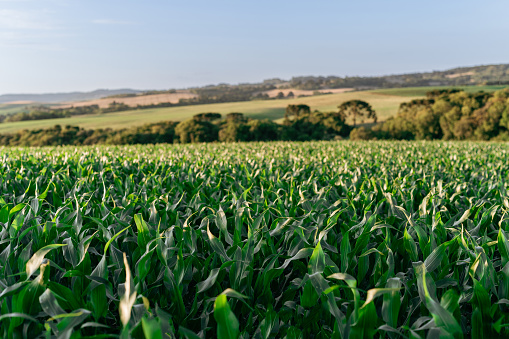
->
[1,102,131,123]
[1,87,508,146]
[0,100,377,146]
[5,89,307,124]
[352,88,509,141]
[285,64,509,90]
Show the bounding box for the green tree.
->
[218,122,250,142]
[225,112,247,123]
[337,100,377,126]
[318,111,351,137]
[219,113,250,142]
[426,89,463,99]
[247,119,281,141]
[284,104,311,123]
[387,99,442,140]
[175,118,219,143]
[276,91,285,99]
[282,110,350,141]
[193,112,222,122]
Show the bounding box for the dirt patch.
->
[4,101,35,105]
[59,91,197,108]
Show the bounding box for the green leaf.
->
[196,268,221,293]
[216,206,233,245]
[0,313,39,323]
[0,205,8,224]
[10,211,25,238]
[26,244,66,279]
[404,228,419,262]
[9,203,26,216]
[415,262,463,338]
[214,294,240,339]
[207,222,232,262]
[498,229,509,266]
[179,326,201,339]
[424,240,449,272]
[308,241,325,274]
[382,278,402,328]
[54,309,92,337]
[104,226,130,254]
[142,316,164,339]
[300,280,318,308]
[220,288,248,300]
[134,214,150,249]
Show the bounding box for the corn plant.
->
[0,141,509,338]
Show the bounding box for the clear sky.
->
[1,0,508,94]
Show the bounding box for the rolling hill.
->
[1,63,508,105]
[0,89,140,104]
[0,64,507,134]
[0,90,422,133]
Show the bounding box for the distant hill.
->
[1,63,508,105]
[283,64,509,90]
[0,89,140,104]
[180,64,509,105]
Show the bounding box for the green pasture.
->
[372,85,508,97]
[0,91,422,133]
[3,85,506,134]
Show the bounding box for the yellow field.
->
[58,91,197,108]
[0,90,422,133]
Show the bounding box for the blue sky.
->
[1,0,508,94]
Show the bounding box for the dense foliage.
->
[282,108,351,141]
[3,88,509,144]
[337,100,377,126]
[1,142,509,338]
[372,88,509,140]
[0,122,178,147]
[4,89,285,123]
[0,108,351,146]
[0,103,132,123]
[191,84,277,102]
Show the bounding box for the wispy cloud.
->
[0,8,67,50]
[0,9,54,30]
[92,19,136,25]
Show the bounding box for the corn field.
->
[1,141,509,338]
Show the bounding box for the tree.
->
[225,112,247,123]
[218,121,250,142]
[175,118,219,143]
[287,91,295,98]
[254,93,269,100]
[337,100,377,126]
[383,98,441,140]
[193,112,222,122]
[276,92,285,99]
[247,119,281,141]
[284,104,311,123]
[318,111,351,137]
[219,113,250,142]
[426,89,463,99]
[282,110,350,141]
